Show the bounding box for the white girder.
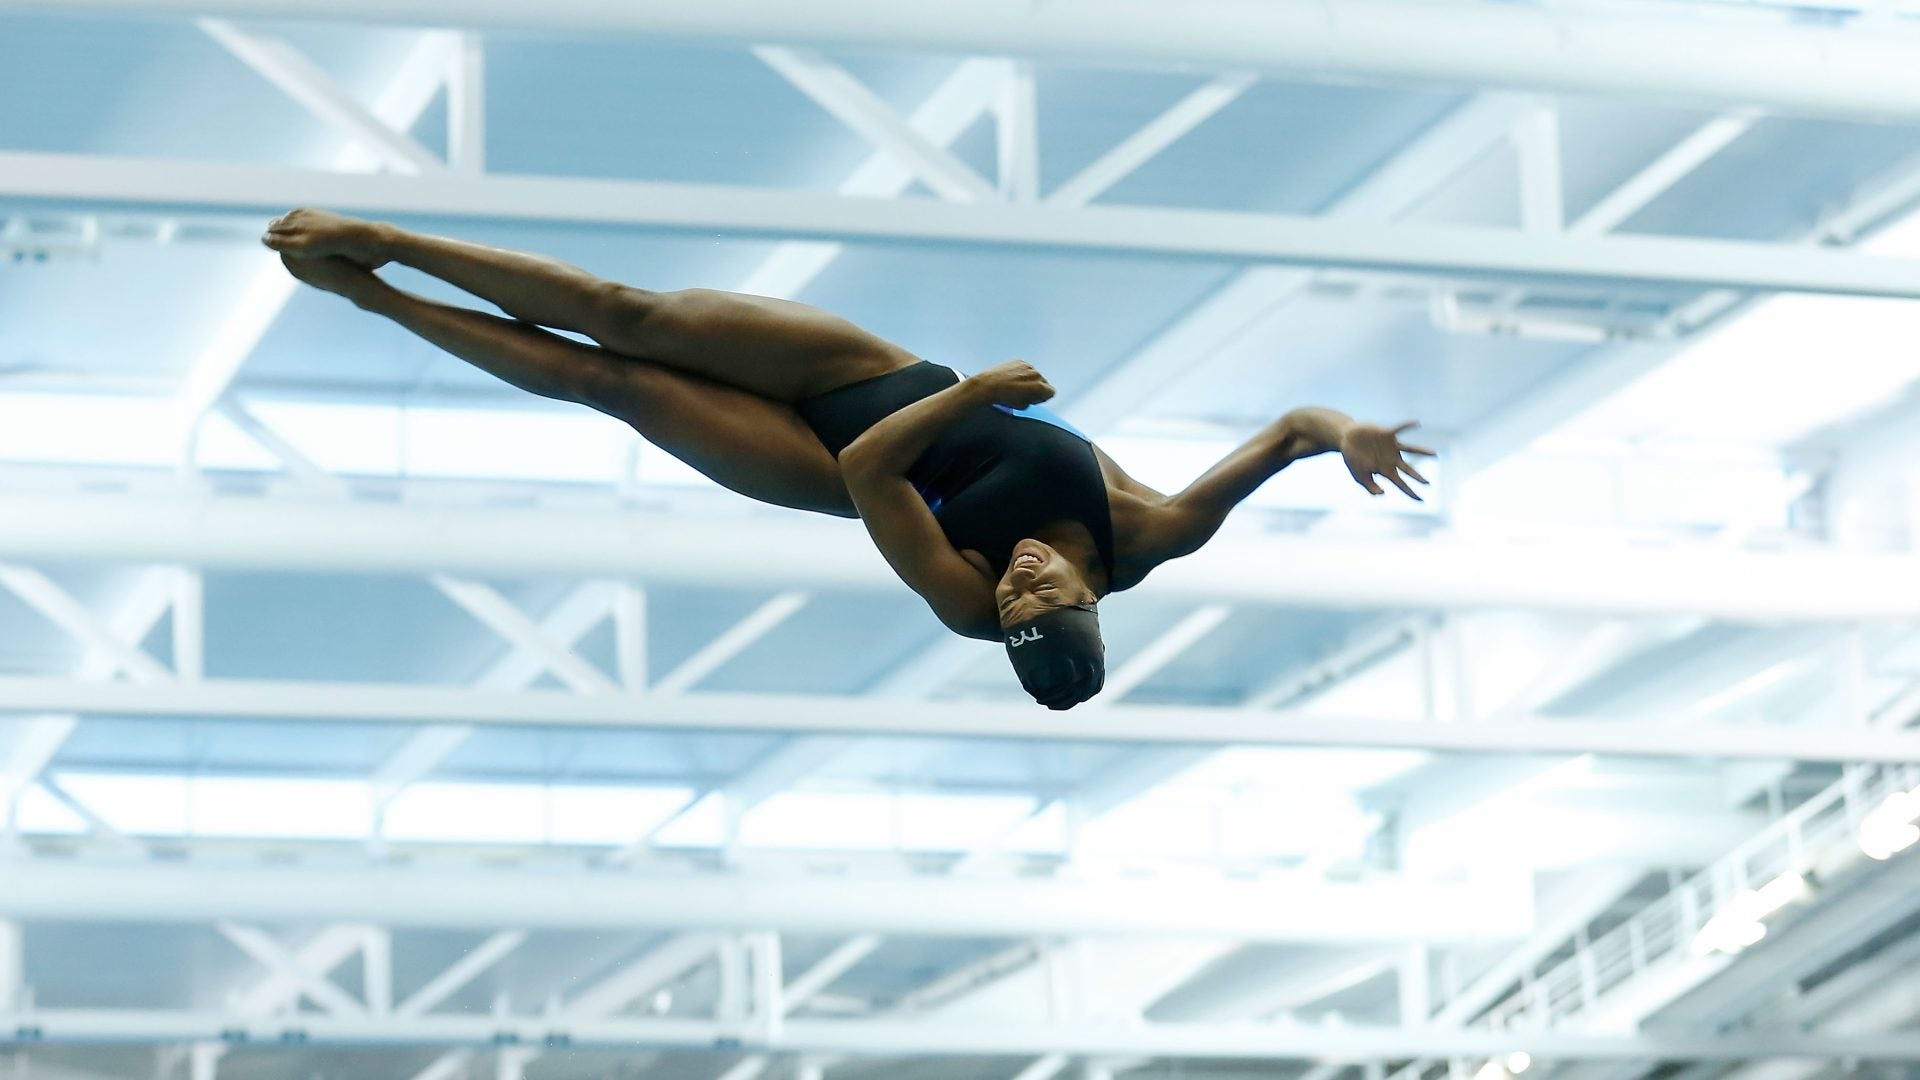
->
[13,1007,1920,1062]
[8,676,1920,762]
[1064,92,1532,433]
[14,153,1920,297]
[6,491,1920,620]
[11,0,1920,122]
[0,857,1530,942]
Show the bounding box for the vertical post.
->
[363,926,393,1015]
[1418,620,1441,723]
[1575,927,1599,1010]
[448,31,486,174]
[1512,101,1564,233]
[189,1043,222,1080]
[173,567,205,681]
[613,583,648,692]
[1398,945,1431,1024]
[720,793,745,867]
[495,1047,531,1080]
[795,1060,826,1080]
[0,920,21,1015]
[716,935,748,1024]
[1039,940,1093,1023]
[1838,627,1869,725]
[1447,619,1476,724]
[749,931,784,1040]
[995,60,1039,202]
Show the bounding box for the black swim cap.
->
[1003,604,1104,710]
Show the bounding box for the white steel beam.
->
[19,0,1920,122]
[1,719,77,810]
[361,928,392,1015]
[1451,139,1920,480]
[396,931,527,1018]
[371,725,476,808]
[1098,605,1232,701]
[15,491,1920,620]
[232,924,369,1016]
[0,565,173,684]
[0,858,1530,941]
[1067,748,1216,823]
[198,20,445,175]
[446,32,485,174]
[612,583,646,691]
[651,592,809,694]
[169,33,450,436]
[411,932,715,1080]
[1060,94,1532,433]
[1151,947,1403,1023]
[11,677,1920,763]
[725,930,882,1080]
[722,736,863,810]
[0,568,178,815]
[736,57,1006,299]
[15,154,1920,298]
[170,567,204,682]
[372,581,616,805]
[753,47,997,204]
[0,920,18,1015]
[564,934,719,1018]
[1512,103,1564,234]
[17,1007,1920,1061]
[430,575,618,695]
[215,399,349,495]
[1013,1056,1070,1080]
[994,61,1038,203]
[215,924,367,1017]
[1048,75,1256,209]
[784,936,882,1011]
[1571,114,1758,237]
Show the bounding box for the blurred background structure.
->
[7,1,1920,1077]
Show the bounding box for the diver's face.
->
[996,539,1094,628]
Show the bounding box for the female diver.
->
[263,209,1431,710]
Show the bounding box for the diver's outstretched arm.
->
[1125,408,1432,566]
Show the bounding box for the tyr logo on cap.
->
[1007,628,1046,647]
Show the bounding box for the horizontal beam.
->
[6,491,1920,621]
[13,1008,1920,1062]
[10,153,1920,297]
[4,677,1920,763]
[0,858,1527,942]
[11,0,1920,122]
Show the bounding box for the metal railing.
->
[1476,760,1920,1031]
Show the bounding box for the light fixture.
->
[1690,871,1809,956]
[1506,1051,1534,1074]
[1859,789,1920,861]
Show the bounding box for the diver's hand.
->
[1341,422,1435,501]
[279,254,388,308]
[968,360,1056,409]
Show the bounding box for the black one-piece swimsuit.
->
[796,362,1118,584]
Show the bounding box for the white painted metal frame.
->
[17,147,1920,303]
[17,0,1920,122]
[5,673,1920,763]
